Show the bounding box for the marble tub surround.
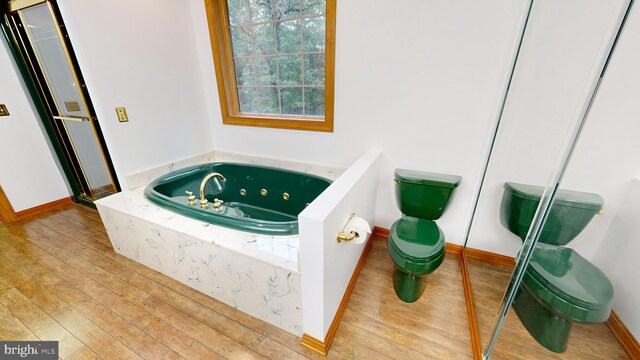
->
[125,150,344,190]
[125,152,217,190]
[95,188,302,334]
[213,151,345,181]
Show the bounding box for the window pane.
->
[275,0,300,20]
[250,0,273,23]
[253,23,276,55]
[257,88,280,114]
[276,20,301,54]
[238,88,258,113]
[303,54,324,85]
[230,27,253,56]
[280,87,303,115]
[255,57,278,85]
[234,58,255,86]
[304,87,324,116]
[227,0,250,25]
[303,16,325,52]
[278,55,302,85]
[302,0,324,16]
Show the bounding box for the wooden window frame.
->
[204,0,335,132]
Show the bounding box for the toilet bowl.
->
[388,169,460,303]
[501,182,613,353]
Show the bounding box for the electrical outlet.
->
[0,104,9,116]
[115,107,128,122]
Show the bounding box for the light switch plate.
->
[0,104,9,116]
[115,107,128,122]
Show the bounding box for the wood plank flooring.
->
[0,204,472,359]
[467,257,629,359]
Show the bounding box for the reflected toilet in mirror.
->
[387,169,461,303]
[500,182,614,353]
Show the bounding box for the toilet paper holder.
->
[337,212,360,243]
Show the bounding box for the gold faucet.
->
[199,172,226,208]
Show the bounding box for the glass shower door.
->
[6,1,118,201]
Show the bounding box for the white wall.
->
[299,151,380,340]
[466,0,629,256]
[561,1,640,261]
[190,0,531,245]
[57,0,213,187]
[592,179,640,340]
[0,36,69,211]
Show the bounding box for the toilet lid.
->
[388,216,445,263]
[523,243,613,321]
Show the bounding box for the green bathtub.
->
[144,163,332,235]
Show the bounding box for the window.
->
[205,0,335,132]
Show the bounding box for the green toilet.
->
[388,169,461,303]
[501,182,614,353]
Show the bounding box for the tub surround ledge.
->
[125,150,344,190]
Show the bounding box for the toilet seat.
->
[523,243,613,323]
[388,216,446,275]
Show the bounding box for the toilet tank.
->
[394,169,461,220]
[500,182,603,245]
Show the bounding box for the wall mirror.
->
[463,0,634,358]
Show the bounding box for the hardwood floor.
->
[0,204,472,359]
[467,257,629,360]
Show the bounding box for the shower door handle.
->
[53,115,88,122]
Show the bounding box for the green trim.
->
[1,13,82,200]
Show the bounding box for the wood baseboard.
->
[300,333,326,356]
[300,232,375,356]
[0,186,19,223]
[15,197,73,220]
[464,246,515,267]
[446,243,464,255]
[607,310,640,359]
[372,226,389,238]
[461,251,483,359]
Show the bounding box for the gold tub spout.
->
[199,172,227,208]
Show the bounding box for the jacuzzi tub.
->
[144,163,331,235]
[96,160,335,335]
